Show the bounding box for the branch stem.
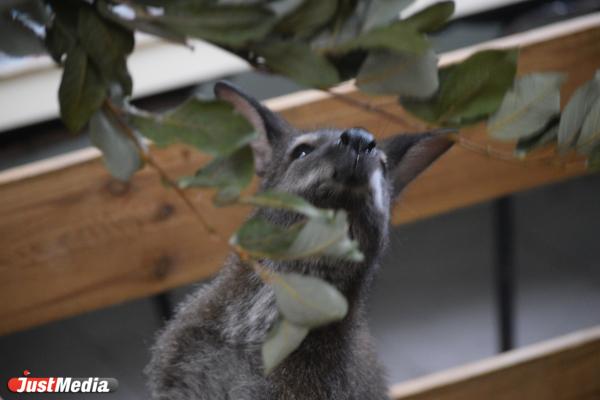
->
[324,89,424,130]
[102,100,218,238]
[321,90,587,169]
[103,100,282,287]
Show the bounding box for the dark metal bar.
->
[153,292,173,324]
[493,196,515,352]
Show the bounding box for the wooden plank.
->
[1,15,599,335]
[391,325,600,400]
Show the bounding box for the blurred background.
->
[1,0,599,399]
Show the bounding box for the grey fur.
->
[146,82,453,400]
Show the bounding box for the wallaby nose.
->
[340,128,376,153]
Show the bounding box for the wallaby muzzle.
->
[332,127,380,187]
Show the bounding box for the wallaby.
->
[146,81,453,400]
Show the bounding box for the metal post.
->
[493,196,515,352]
[153,292,173,324]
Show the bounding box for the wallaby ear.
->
[214,81,295,176]
[381,129,455,198]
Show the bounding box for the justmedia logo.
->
[7,370,118,393]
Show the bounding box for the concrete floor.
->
[1,173,599,399]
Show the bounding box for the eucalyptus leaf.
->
[275,0,338,38]
[262,318,308,375]
[361,0,415,32]
[96,1,187,45]
[254,41,340,88]
[232,212,362,262]
[157,4,276,47]
[515,119,559,158]
[403,1,454,33]
[557,71,600,152]
[273,272,348,328]
[289,212,363,261]
[179,145,254,204]
[576,96,600,154]
[488,72,565,141]
[0,10,45,56]
[59,47,107,132]
[45,15,76,63]
[332,0,360,34]
[231,217,304,256]
[587,145,600,171]
[241,191,326,219]
[46,0,80,38]
[123,0,196,6]
[6,0,50,24]
[356,49,438,98]
[78,4,134,95]
[89,109,143,181]
[130,99,256,157]
[401,49,518,126]
[337,20,429,55]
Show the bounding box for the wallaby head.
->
[216,81,452,273]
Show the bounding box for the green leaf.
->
[0,9,45,56]
[275,0,338,38]
[557,71,600,152]
[254,41,340,88]
[331,0,360,33]
[362,0,415,32]
[488,72,565,141]
[356,49,438,98]
[157,4,276,47]
[96,0,187,45]
[46,0,80,38]
[576,96,600,154]
[130,99,256,157]
[403,1,454,33]
[232,217,304,256]
[59,47,107,132]
[78,4,134,95]
[178,145,254,204]
[337,20,429,55]
[515,119,559,158]
[272,272,348,328]
[401,49,518,126]
[241,191,326,219]
[45,15,76,63]
[262,318,308,375]
[232,212,363,262]
[89,109,143,181]
[3,0,50,24]
[587,144,600,172]
[289,212,363,261]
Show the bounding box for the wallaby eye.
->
[291,143,315,160]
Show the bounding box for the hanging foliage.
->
[2,0,599,374]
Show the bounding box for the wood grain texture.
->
[1,16,599,335]
[391,326,600,400]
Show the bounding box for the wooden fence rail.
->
[0,14,599,335]
[391,326,600,400]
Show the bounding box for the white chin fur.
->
[369,169,385,213]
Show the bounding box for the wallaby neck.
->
[216,256,374,347]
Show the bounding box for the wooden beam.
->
[391,325,600,400]
[1,14,599,335]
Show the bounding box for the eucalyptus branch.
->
[321,91,589,170]
[452,134,586,169]
[104,101,296,291]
